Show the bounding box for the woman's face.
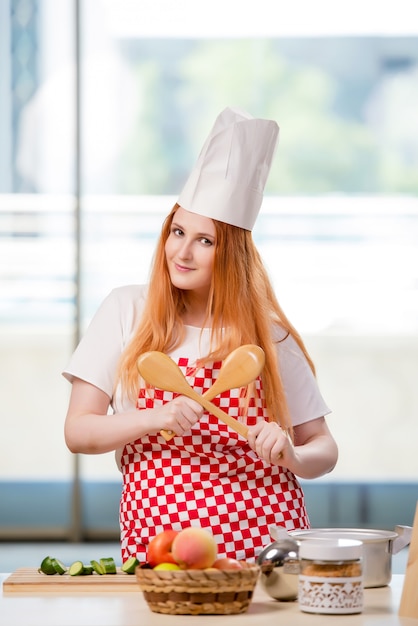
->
[165,206,216,297]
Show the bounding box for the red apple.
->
[212,557,243,570]
[147,529,179,567]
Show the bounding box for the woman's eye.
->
[200,238,213,246]
[173,228,183,236]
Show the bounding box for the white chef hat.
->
[178,107,279,231]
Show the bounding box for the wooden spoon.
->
[137,344,265,440]
[160,344,265,441]
[203,344,265,400]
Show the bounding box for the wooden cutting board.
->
[3,568,139,593]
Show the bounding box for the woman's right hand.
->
[65,379,205,454]
[145,396,204,437]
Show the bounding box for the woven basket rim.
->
[136,562,259,578]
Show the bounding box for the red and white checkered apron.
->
[119,357,310,563]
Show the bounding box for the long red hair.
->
[116,204,315,433]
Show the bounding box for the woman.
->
[64,107,338,563]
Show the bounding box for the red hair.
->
[116,204,315,433]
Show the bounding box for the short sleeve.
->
[276,334,331,426]
[62,285,146,398]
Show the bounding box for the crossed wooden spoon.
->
[137,344,265,441]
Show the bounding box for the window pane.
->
[78,2,418,483]
[0,0,75,482]
[1,0,417,495]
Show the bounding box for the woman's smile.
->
[174,262,194,272]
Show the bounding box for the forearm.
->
[287,433,338,479]
[64,409,152,455]
[64,378,205,455]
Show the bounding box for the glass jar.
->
[298,539,363,615]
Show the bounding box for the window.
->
[1,0,417,538]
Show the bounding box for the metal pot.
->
[289,526,412,588]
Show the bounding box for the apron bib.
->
[119,357,309,562]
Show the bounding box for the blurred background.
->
[0,0,417,550]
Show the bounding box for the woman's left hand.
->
[247,417,338,478]
[247,421,292,466]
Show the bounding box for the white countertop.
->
[1,573,417,626]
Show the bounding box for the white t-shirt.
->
[63,284,331,426]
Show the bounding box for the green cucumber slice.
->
[100,557,116,574]
[69,561,84,576]
[121,556,139,574]
[38,556,57,575]
[51,558,68,575]
[90,559,106,575]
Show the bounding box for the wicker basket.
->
[135,563,260,615]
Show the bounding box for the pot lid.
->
[289,528,399,544]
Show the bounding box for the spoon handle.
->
[194,395,248,439]
[160,385,248,440]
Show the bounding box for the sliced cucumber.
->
[69,561,84,576]
[100,557,116,574]
[38,556,57,575]
[90,559,106,575]
[51,558,68,575]
[121,556,139,574]
[38,555,119,576]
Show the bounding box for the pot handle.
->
[391,525,413,554]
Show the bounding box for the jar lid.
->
[299,538,363,561]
